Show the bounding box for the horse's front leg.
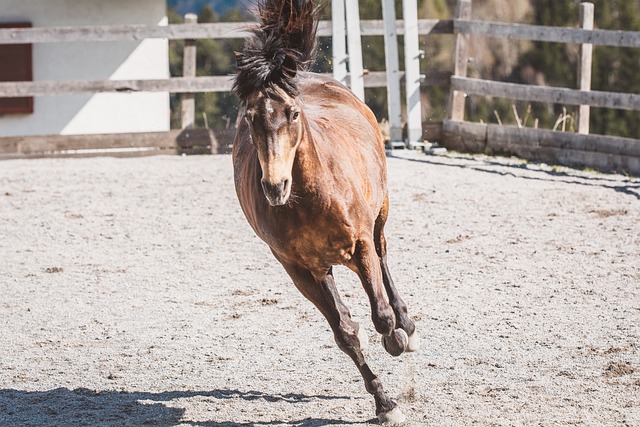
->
[277,259,405,423]
[351,239,409,357]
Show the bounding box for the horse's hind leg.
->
[277,260,405,423]
[374,199,420,352]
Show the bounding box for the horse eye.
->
[291,111,300,121]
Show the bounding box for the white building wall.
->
[0,0,169,136]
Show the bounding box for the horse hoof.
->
[381,328,408,356]
[357,325,369,352]
[378,406,406,424]
[407,330,420,352]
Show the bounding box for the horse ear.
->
[282,54,298,78]
[234,51,243,67]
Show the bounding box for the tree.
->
[589,0,640,138]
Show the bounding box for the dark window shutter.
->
[0,22,33,114]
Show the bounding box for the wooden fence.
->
[445,0,640,175]
[1,0,640,175]
[0,16,451,159]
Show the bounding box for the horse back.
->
[299,73,383,146]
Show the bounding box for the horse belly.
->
[285,217,358,269]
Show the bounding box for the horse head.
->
[243,84,303,206]
[232,0,317,206]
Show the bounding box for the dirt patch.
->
[604,362,636,378]
[1,152,639,426]
[591,208,628,218]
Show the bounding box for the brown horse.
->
[232,0,418,422]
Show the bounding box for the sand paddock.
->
[1,152,639,426]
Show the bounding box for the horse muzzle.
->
[261,178,291,206]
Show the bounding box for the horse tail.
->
[233,0,318,102]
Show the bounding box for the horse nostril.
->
[261,179,288,202]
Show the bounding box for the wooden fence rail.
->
[0,19,452,44]
[0,77,234,97]
[0,72,452,98]
[451,76,640,111]
[455,19,640,48]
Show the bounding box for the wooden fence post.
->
[448,0,471,122]
[181,13,197,129]
[577,2,594,135]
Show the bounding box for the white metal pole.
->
[381,0,404,147]
[402,0,423,147]
[344,0,365,101]
[577,2,594,135]
[331,0,348,85]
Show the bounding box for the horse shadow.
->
[0,388,370,427]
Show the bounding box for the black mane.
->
[233,0,318,102]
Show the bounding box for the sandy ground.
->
[1,151,639,426]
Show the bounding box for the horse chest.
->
[254,201,360,267]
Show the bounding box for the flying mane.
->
[233,0,318,102]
